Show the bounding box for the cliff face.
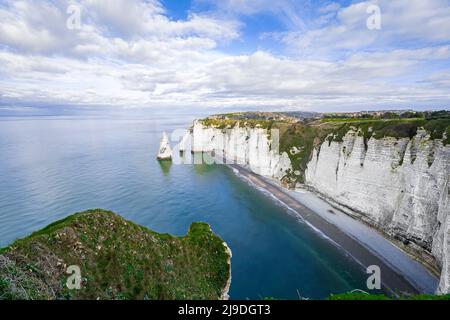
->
[305,129,450,294]
[192,120,292,182]
[192,119,450,294]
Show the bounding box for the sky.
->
[0,0,450,115]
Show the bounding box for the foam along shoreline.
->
[228,163,439,295]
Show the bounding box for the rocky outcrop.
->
[220,242,232,300]
[157,131,172,160]
[179,131,191,153]
[192,119,450,294]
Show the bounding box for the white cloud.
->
[283,0,450,55]
[318,2,341,14]
[2,45,449,110]
[0,0,240,56]
[0,0,449,112]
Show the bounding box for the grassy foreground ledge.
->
[0,210,231,300]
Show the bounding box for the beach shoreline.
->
[227,163,439,295]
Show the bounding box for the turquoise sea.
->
[0,115,370,299]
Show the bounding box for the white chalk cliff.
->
[305,128,450,294]
[191,120,450,294]
[191,120,292,180]
[157,132,172,160]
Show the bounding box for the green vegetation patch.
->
[0,210,230,300]
[326,119,424,142]
[200,118,277,130]
[423,118,450,144]
[278,122,336,184]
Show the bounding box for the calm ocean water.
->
[0,115,369,299]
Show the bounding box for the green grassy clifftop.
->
[0,210,231,300]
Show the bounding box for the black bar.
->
[1,300,448,319]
